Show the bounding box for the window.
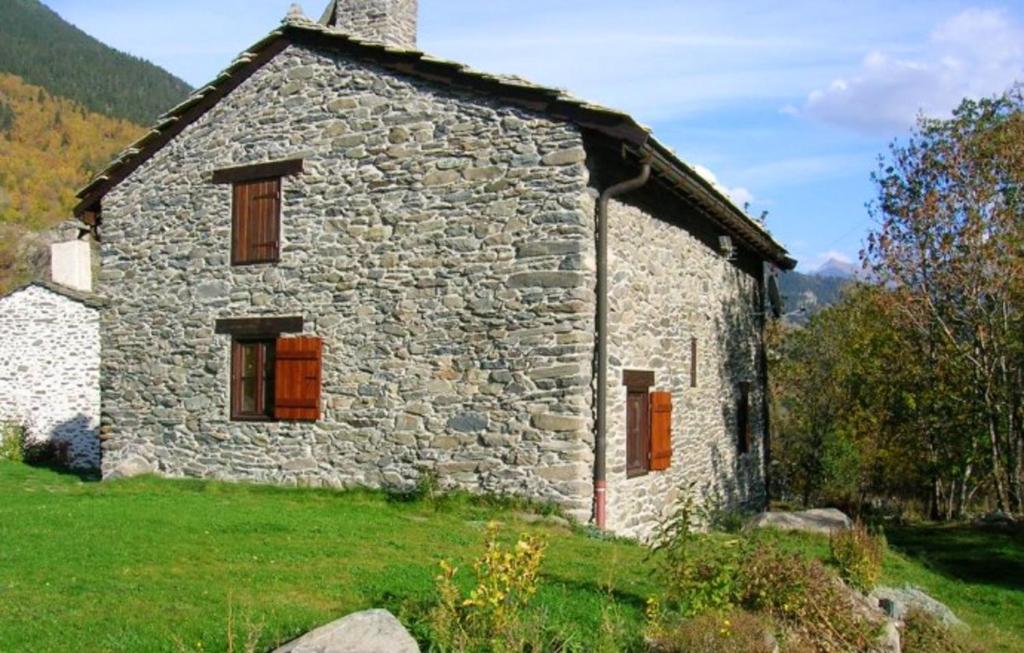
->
[737,382,752,455]
[232,177,281,265]
[211,158,304,266]
[690,337,698,388]
[623,370,673,477]
[226,332,323,423]
[231,339,275,420]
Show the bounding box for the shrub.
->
[648,491,746,619]
[22,438,70,468]
[649,493,881,653]
[829,522,886,592]
[1,422,25,462]
[902,608,986,653]
[428,522,547,652]
[648,610,776,653]
[739,544,878,652]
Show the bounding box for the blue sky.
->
[47,0,1024,271]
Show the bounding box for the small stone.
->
[327,97,358,111]
[194,281,230,300]
[541,146,586,166]
[463,166,503,181]
[448,412,488,432]
[507,272,583,289]
[422,170,460,187]
[528,364,580,380]
[516,241,582,258]
[531,414,584,432]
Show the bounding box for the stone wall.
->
[329,0,418,49]
[0,284,101,468]
[601,196,767,539]
[99,44,597,520]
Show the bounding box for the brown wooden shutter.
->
[232,178,281,265]
[274,336,322,421]
[649,391,673,471]
[626,390,650,478]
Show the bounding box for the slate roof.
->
[2,280,107,309]
[74,14,795,269]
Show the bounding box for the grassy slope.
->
[1,463,1021,652]
[757,526,1024,652]
[0,464,654,652]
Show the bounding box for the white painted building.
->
[0,241,102,469]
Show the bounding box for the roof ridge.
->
[72,20,793,269]
[2,280,107,308]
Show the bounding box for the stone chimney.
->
[50,241,93,293]
[320,0,418,50]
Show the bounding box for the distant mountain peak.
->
[814,257,859,279]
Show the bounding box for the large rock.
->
[747,508,852,535]
[870,585,965,628]
[273,609,419,653]
[103,455,157,480]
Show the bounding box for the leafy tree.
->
[771,282,983,518]
[865,86,1024,514]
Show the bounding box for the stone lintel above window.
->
[215,316,303,338]
[211,158,304,184]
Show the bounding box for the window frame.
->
[230,338,277,422]
[737,381,752,455]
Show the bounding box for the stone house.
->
[0,241,103,469]
[74,0,794,537]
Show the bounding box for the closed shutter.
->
[274,337,322,421]
[232,178,281,265]
[626,390,650,477]
[650,391,673,471]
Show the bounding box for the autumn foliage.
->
[773,86,1024,519]
[0,72,143,292]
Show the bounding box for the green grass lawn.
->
[1,462,1023,652]
[0,463,655,652]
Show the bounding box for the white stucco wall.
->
[0,285,101,468]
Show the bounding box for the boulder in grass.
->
[273,609,419,653]
[870,585,965,628]
[747,508,853,535]
[103,455,157,480]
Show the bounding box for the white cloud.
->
[691,164,755,209]
[798,8,1024,134]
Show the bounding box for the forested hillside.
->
[0,0,192,294]
[0,0,191,125]
[778,271,849,323]
[0,73,143,292]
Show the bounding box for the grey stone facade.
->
[0,283,102,468]
[99,44,598,521]
[87,5,790,537]
[601,197,766,539]
[324,0,418,49]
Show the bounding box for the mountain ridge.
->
[0,0,191,125]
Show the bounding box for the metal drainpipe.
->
[595,157,652,530]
